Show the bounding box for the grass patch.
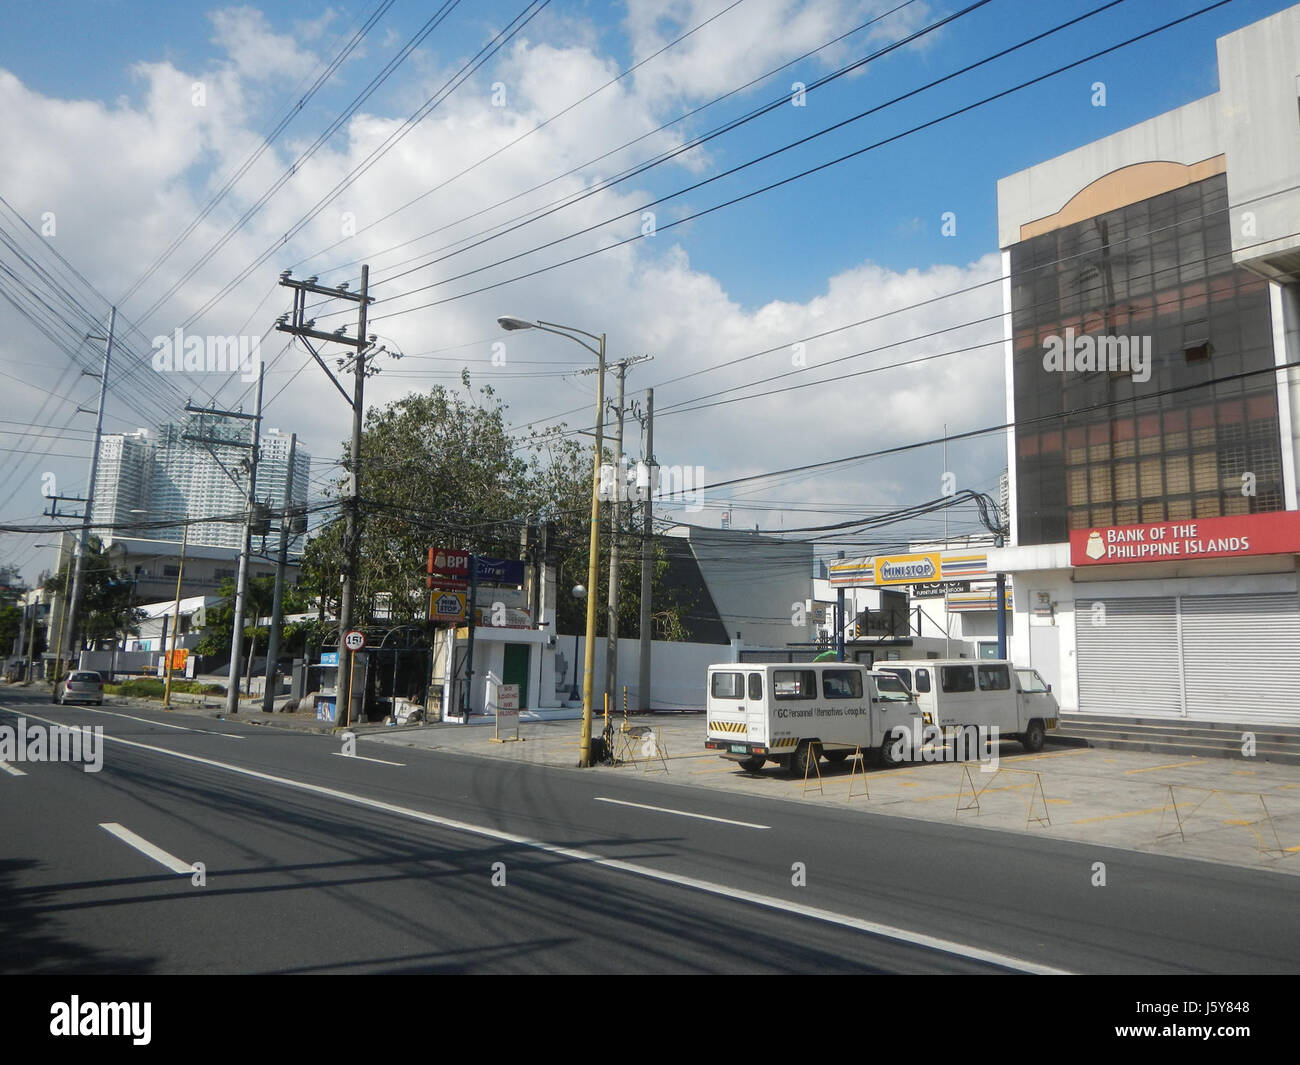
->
[106,678,225,699]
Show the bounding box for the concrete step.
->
[1049,713,1300,766]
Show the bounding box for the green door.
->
[503,643,530,709]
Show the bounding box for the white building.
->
[92,420,310,550]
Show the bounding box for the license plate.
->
[729,745,747,754]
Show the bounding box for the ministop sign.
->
[343,630,366,651]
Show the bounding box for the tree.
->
[298,379,688,639]
[42,537,144,654]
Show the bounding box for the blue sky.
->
[1,0,1296,583]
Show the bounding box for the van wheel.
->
[1022,720,1046,753]
[738,756,765,773]
[789,741,818,777]
[879,734,905,768]
[824,750,849,765]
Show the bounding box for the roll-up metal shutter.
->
[1180,593,1300,723]
[1076,596,1184,716]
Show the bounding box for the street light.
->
[568,584,586,701]
[498,315,606,766]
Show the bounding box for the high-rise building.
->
[92,417,311,551]
[991,5,1300,724]
[89,429,152,534]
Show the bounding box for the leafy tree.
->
[298,379,688,639]
[42,537,145,652]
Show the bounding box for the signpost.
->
[490,674,522,743]
[343,630,365,727]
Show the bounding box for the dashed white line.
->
[332,752,406,766]
[10,708,1066,974]
[75,705,244,738]
[0,761,26,777]
[100,822,194,874]
[594,796,769,829]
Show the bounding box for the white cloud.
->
[0,3,1005,574]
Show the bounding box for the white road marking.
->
[75,705,243,738]
[13,707,1066,974]
[332,752,405,767]
[594,796,768,829]
[100,822,194,874]
[0,761,26,777]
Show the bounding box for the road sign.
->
[497,684,520,710]
[430,589,467,621]
[343,630,366,651]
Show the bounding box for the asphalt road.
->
[2,686,1297,975]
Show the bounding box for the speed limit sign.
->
[343,630,366,652]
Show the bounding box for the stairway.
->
[1048,713,1300,767]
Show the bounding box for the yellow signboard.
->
[430,588,467,621]
[873,552,942,586]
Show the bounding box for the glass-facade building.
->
[1010,174,1284,546]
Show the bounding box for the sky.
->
[1,0,1294,587]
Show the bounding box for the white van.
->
[705,661,921,775]
[873,660,1059,752]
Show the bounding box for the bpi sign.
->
[429,548,470,586]
[1070,512,1300,566]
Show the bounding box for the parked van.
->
[873,660,1058,752]
[705,661,922,775]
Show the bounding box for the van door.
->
[1015,668,1059,729]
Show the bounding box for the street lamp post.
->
[568,584,586,701]
[498,316,605,766]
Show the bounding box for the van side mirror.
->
[1046,684,1052,693]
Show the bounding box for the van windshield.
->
[874,675,913,702]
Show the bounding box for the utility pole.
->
[185,379,264,715]
[262,434,298,713]
[637,388,654,711]
[603,354,651,711]
[63,307,115,674]
[275,267,379,721]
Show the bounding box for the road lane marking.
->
[1071,807,1167,824]
[100,822,194,874]
[13,709,1067,975]
[75,705,244,739]
[594,797,768,829]
[0,761,26,777]
[1125,760,1202,774]
[332,752,405,767]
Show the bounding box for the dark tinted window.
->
[711,672,743,699]
[978,665,1011,691]
[747,673,763,700]
[914,668,932,693]
[941,666,975,693]
[821,669,863,699]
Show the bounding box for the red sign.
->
[1070,511,1300,566]
[427,548,470,588]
